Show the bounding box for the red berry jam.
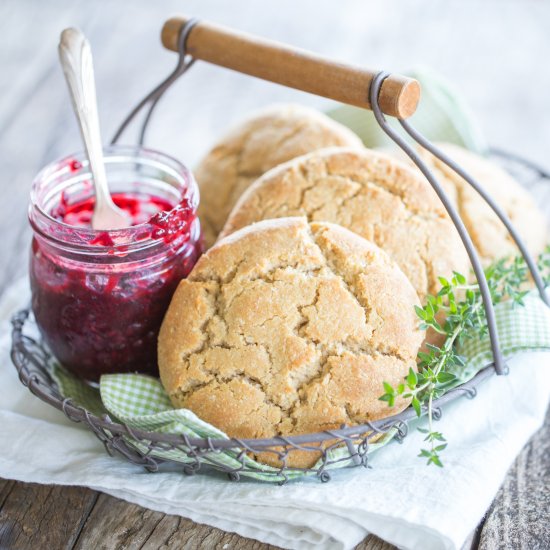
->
[29,147,202,382]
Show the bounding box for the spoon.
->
[58,28,130,230]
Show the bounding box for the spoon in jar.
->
[58,28,130,230]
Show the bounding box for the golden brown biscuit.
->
[414,143,548,263]
[194,104,363,247]
[158,218,423,467]
[220,147,471,303]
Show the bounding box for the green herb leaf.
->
[411,396,421,417]
[406,368,418,389]
[415,306,427,320]
[379,252,549,468]
[437,372,457,384]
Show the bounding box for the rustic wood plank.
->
[0,482,99,549]
[460,527,481,550]
[141,516,288,550]
[355,536,396,550]
[478,405,550,550]
[71,490,396,549]
[0,480,16,511]
[73,492,283,550]
[0,480,397,550]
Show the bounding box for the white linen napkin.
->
[1,278,549,550]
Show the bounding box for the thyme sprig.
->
[380,247,550,467]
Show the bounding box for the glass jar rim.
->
[29,145,199,254]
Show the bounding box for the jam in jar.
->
[28,146,202,381]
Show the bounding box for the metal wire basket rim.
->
[13,307,495,451]
[488,148,550,178]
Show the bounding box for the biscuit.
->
[413,143,548,263]
[194,104,363,247]
[158,217,423,467]
[220,148,471,303]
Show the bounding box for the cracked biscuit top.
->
[220,147,471,303]
[194,104,363,248]
[158,217,423,456]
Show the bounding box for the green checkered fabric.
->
[53,366,396,481]
[50,367,106,417]
[50,288,550,482]
[454,290,550,382]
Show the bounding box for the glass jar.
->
[28,145,202,382]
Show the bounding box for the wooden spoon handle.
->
[161,15,420,119]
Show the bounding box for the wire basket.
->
[7,305,493,483]
[10,15,550,483]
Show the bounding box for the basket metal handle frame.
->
[112,15,548,378]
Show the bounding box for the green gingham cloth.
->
[51,366,397,482]
[50,288,550,482]
[451,290,550,381]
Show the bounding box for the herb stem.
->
[380,248,550,467]
[414,320,469,397]
[428,392,434,445]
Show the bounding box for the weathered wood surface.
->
[0,0,549,549]
[0,480,398,549]
[478,404,550,550]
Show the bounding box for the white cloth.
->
[0,278,548,550]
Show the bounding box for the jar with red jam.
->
[29,146,202,382]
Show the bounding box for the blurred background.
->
[1,0,549,290]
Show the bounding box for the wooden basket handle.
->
[161,16,420,119]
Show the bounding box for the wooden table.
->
[1,1,549,548]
